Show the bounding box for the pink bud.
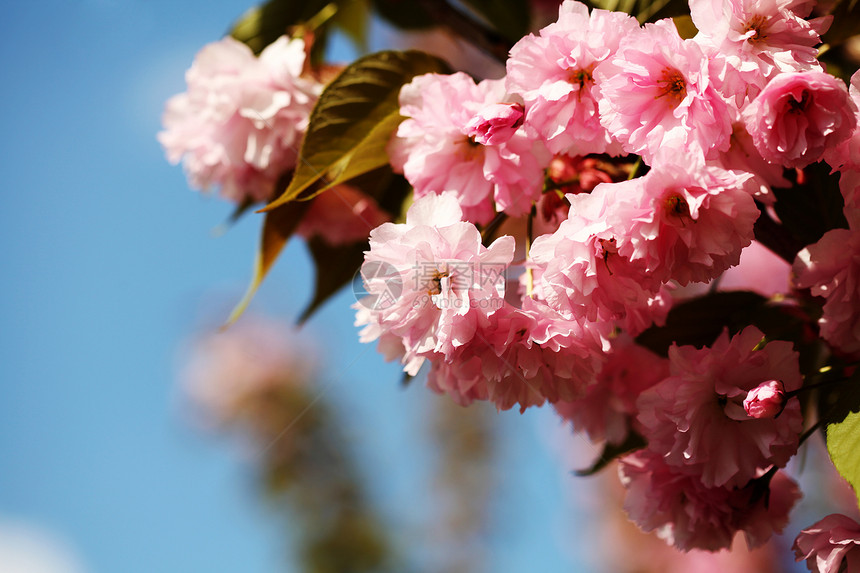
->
[465,102,524,146]
[743,379,786,419]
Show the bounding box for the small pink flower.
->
[159,36,321,203]
[595,20,732,162]
[355,193,515,372]
[388,73,549,224]
[742,71,857,168]
[793,514,860,573]
[793,227,860,356]
[743,379,786,418]
[604,157,759,285]
[637,326,803,488]
[505,1,638,156]
[619,450,801,551]
[529,189,671,335]
[691,0,829,106]
[465,102,524,146]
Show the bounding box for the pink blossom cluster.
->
[377,0,858,410]
[159,36,322,203]
[358,0,860,560]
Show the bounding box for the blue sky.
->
[0,1,593,571]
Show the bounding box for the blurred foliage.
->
[242,382,396,573]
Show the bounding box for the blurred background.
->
[0,1,850,572]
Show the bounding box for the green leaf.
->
[229,0,334,54]
[298,238,366,324]
[459,0,530,42]
[827,408,860,508]
[574,432,646,476]
[224,200,310,327]
[262,50,449,213]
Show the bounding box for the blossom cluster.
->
[159,36,391,245]
[160,0,860,567]
[355,0,860,564]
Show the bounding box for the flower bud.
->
[743,379,786,419]
[465,102,524,146]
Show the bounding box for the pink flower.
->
[159,36,321,203]
[595,20,732,163]
[465,102,524,146]
[793,514,860,573]
[604,157,759,285]
[636,326,803,489]
[690,0,829,106]
[428,299,606,411]
[388,73,549,224]
[743,379,787,418]
[355,193,515,373]
[296,185,389,246]
[619,450,801,551]
[505,1,639,156]
[529,189,671,335]
[793,227,860,356]
[742,71,857,168]
[555,334,669,445]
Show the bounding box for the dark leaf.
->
[818,366,860,430]
[459,0,531,42]
[574,432,646,476]
[823,0,860,47]
[636,291,769,356]
[298,238,367,324]
[229,0,334,54]
[371,0,435,29]
[262,50,449,213]
[823,368,860,508]
[224,200,310,327]
[772,162,848,252]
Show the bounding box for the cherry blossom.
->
[619,450,801,551]
[596,20,732,162]
[506,0,639,156]
[159,36,321,202]
[742,71,857,168]
[388,73,549,224]
[794,514,860,573]
[636,326,803,489]
[793,227,860,356]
